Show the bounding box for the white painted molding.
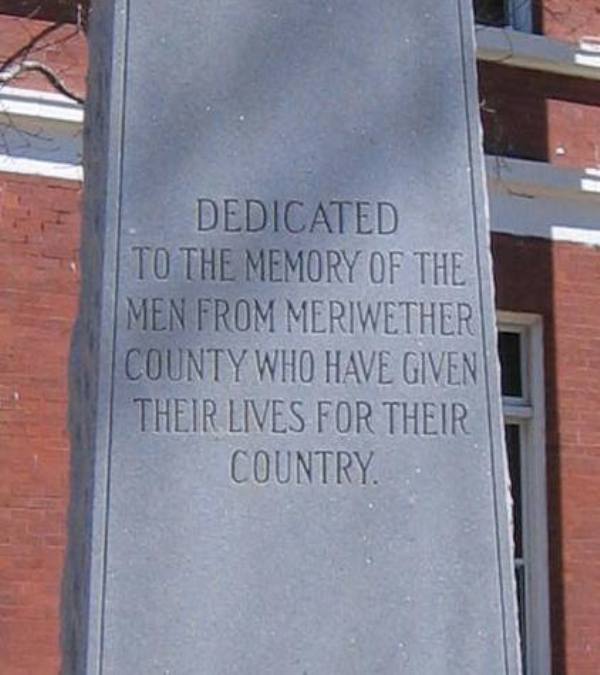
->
[476,25,600,80]
[486,156,600,246]
[0,85,83,124]
[486,156,600,202]
[0,86,83,181]
[0,155,82,181]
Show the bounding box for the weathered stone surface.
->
[66,1,521,673]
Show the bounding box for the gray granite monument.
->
[64,1,522,673]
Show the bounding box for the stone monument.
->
[64,1,522,673]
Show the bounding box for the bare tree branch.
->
[0,10,85,105]
[0,21,66,73]
[0,60,84,104]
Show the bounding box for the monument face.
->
[67,1,521,673]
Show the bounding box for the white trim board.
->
[0,85,84,124]
[487,156,600,201]
[487,156,600,246]
[476,25,600,80]
[0,155,82,181]
[0,103,82,180]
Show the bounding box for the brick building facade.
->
[0,2,598,673]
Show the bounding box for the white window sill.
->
[476,25,600,81]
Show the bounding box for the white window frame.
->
[498,311,551,674]
[507,0,533,33]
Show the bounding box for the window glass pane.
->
[515,562,528,672]
[506,422,526,671]
[474,0,508,26]
[505,423,523,559]
[498,331,523,397]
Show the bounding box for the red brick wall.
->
[542,0,600,42]
[0,173,81,675]
[479,64,600,168]
[0,14,87,97]
[548,241,600,675]
[478,0,600,167]
[493,233,600,675]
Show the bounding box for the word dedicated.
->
[197,197,399,234]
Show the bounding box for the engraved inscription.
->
[120,197,480,486]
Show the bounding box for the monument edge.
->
[62,1,129,674]
[457,0,523,672]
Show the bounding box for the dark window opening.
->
[474,0,508,26]
[498,331,524,398]
[505,423,527,673]
[505,424,524,559]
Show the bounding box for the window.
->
[498,314,551,674]
[474,0,533,32]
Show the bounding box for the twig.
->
[0,60,84,105]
